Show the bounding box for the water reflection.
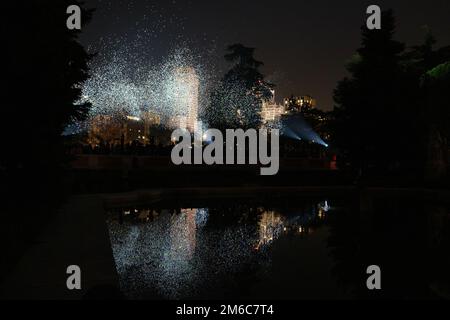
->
[169,208,197,260]
[255,200,330,250]
[256,210,283,249]
[106,196,450,300]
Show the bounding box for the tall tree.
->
[0,0,94,271]
[206,44,273,130]
[422,61,450,181]
[333,10,405,175]
[396,30,449,181]
[333,11,450,183]
[1,1,93,172]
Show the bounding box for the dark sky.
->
[81,0,450,110]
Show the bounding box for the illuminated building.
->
[87,67,200,146]
[87,112,162,146]
[124,115,146,143]
[171,66,199,132]
[87,114,124,146]
[283,95,317,112]
[260,89,287,124]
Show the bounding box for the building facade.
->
[283,95,316,112]
[87,67,200,147]
[260,90,287,125]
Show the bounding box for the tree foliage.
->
[1,1,93,170]
[332,10,450,180]
[206,44,273,130]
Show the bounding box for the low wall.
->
[71,155,334,170]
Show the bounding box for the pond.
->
[106,192,450,299]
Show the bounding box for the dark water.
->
[106,193,450,300]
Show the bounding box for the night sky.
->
[81,0,450,111]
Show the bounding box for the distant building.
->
[87,114,157,147]
[171,66,199,132]
[87,114,123,146]
[260,89,287,124]
[260,92,319,125]
[283,95,316,112]
[87,67,200,147]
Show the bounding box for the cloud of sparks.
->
[76,34,218,132]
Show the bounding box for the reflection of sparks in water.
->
[107,201,331,299]
[195,208,209,228]
[167,208,197,262]
[319,200,330,212]
[107,207,260,299]
[256,201,332,249]
[317,200,331,219]
[108,208,208,299]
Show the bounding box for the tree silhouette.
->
[2,1,93,171]
[333,10,404,175]
[332,10,450,182]
[1,1,93,275]
[206,44,273,130]
[422,61,450,181]
[399,30,450,180]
